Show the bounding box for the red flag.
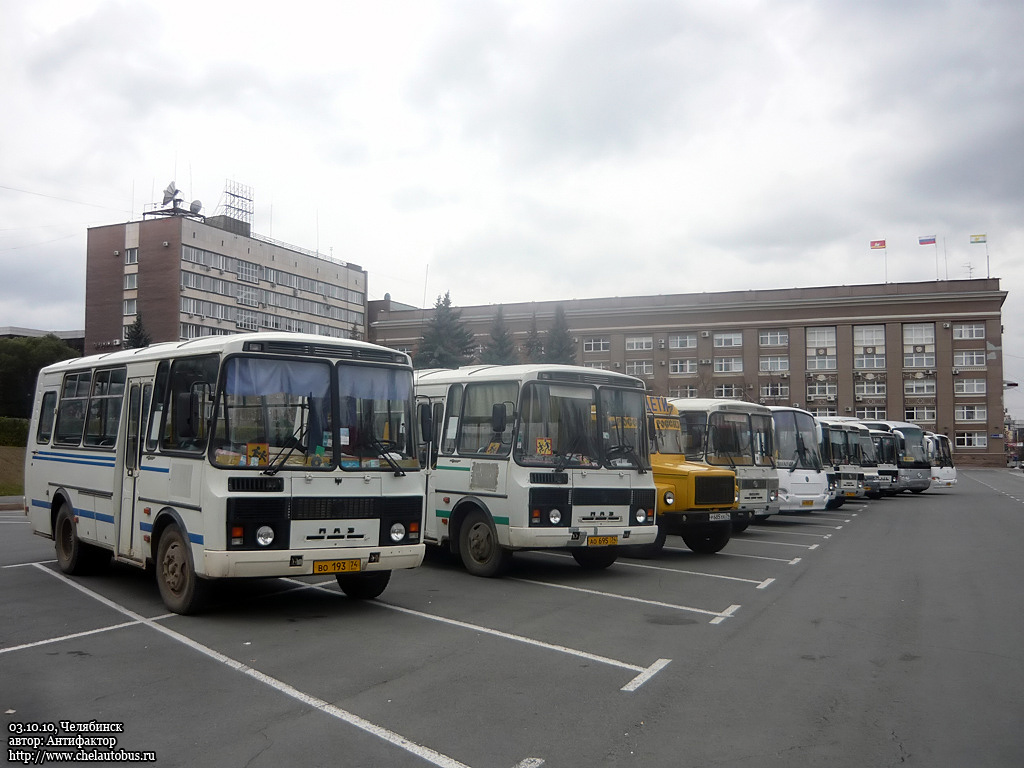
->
[870,240,886,249]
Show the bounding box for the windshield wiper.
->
[606,443,647,474]
[263,423,306,476]
[369,435,406,477]
[554,432,586,472]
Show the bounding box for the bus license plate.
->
[587,536,618,547]
[802,500,814,506]
[845,491,857,497]
[709,513,731,521]
[313,559,361,574]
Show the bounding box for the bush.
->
[0,418,28,447]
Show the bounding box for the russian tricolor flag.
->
[919,235,936,245]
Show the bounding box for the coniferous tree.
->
[0,335,79,419]
[413,292,475,368]
[123,313,152,349]
[522,313,545,363]
[545,305,576,365]
[480,306,518,364]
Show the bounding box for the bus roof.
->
[414,364,646,388]
[669,398,772,416]
[39,331,411,374]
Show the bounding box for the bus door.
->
[117,379,151,562]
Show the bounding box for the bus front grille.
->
[694,475,735,506]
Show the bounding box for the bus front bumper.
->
[201,544,425,579]
[506,525,658,549]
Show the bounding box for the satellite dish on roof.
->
[162,181,180,205]
[190,199,202,214]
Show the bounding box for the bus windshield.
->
[706,412,754,468]
[751,414,776,467]
[678,412,708,461]
[213,357,416,471]
[873,434,897,465]
[774,410,823,470]
[651,414,686,455]
[893,427,929,468]
[859,434,879,466]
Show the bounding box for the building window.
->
[714,331,743,348]
[714,357,743,373]
[809,406,838,417]
[236,310,259,331]
[855,380,887,397]
[123,299,137,316]
[759,329,788,347]
[854,353,886,369]
[583,337,610,352]
[954,378,986,395]
[123,273,137,290]
[626,336,653,351]
[237,260,259,284]
[583,361,610,370]
[760,383,790,398]
[714,384,744,398]
[625,360,653,376]
[953,323,985,340]
[854,324,886,347]
[905,406,936,422]
[856,406,887,420]
[955,432,987,448]
[124,248,138,265]
[954,405,987,422]
[759,355,789,372]
[953,350,987,368]
[903,323,935,367]
[670,385,698,398]
[904,379,936,396]
[806,326,836,370]
[807,381,837,398]
[669,333,696,349]
[669,359,697,375]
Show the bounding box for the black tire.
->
[156,525,208,615]
[571,547,618,570]
[825,497,846,510]
[732,518,750,533]
[336,570,391,599]
[911,488,926,494]
[681,523,731,554]
[458,509,512,577]
[622,526,667,559]
[54,505,109,575]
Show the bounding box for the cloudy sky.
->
[2,0,1022,414]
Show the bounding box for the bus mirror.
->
[491,403,507,434]
[418,403,433,444]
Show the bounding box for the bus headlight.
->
[663,491,675,507]
[256,525,275,547]
[548,508,562,525]
[769,489,778,502]
[390,522,407,542]
[635,508,649,524]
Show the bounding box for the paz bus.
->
[414,365,657,576]
[858,420,932,493]
[24,332,426,614]
[643,395,737,554]
[817,417,866,505]
[670,398,779,524]
[924,431,957,488]
[767,405,831,512]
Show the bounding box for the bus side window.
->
[441,384,463,455]
[35,391,57,445]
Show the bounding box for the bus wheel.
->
[459,509,512,577]
[336,570,391,599]
[156,525,207,615]
[732,519,750,533]
[682,523,731,554]
[571,547,618,569]
[54,505,108,575]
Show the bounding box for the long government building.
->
[369,279,1008,467]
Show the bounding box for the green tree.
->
[545,305,576,365]
[124,313,152,349]
[0,335,80,419]
[480,306,518,364]
[413,291,476,368]
[522,313,545,363]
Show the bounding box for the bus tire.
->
[682,523,731,554]
[54,505,108,575]
[156,525,208,615]
[571,547,618,569]
[458,509,512,577]
[732,518,750,533]
[336,570,391,599]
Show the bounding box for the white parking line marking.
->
[709,605,741,625]
[31,565,499,768]
[716,552,802,565]
[748,529,834,538]
[739,539,820,549]
[610,559,769,587]
[0,621,142,654]
[757,578,775,590]
[285,578,673,691]
[511,577,738,623]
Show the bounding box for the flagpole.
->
[943,237,948,280]
[934,242,939,280]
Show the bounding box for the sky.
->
[2,0,1023,415]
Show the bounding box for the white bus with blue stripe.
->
[24,332,426,613]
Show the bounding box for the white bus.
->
[858,420,932,493]
[671,398,779,523]
[925,431,957,488]
[817,417,866,505]
[847,421,889,498]
[869,428,900,494]
[25,332,426,613]
[768,406,831,512]
[415,365,657,576]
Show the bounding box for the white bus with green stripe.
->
[415,365,658,576]
[24,332,426,614]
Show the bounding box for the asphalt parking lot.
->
[3,470,1024,767]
